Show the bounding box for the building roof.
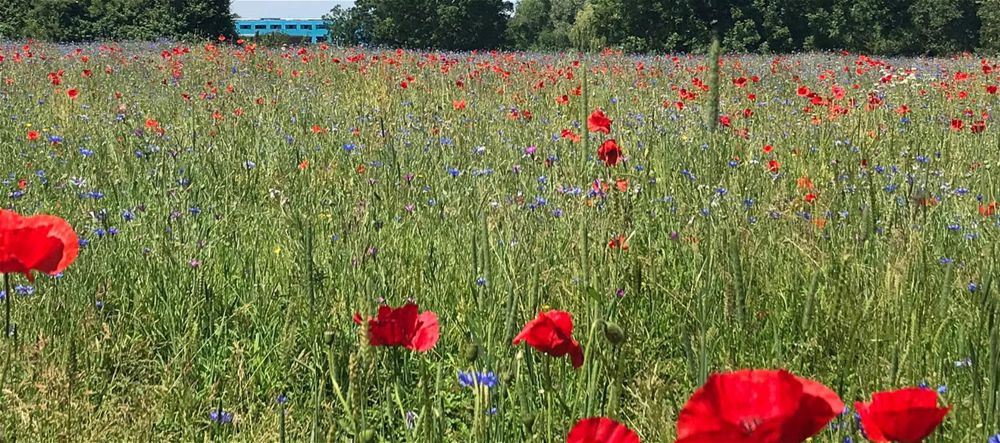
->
[231,1,353,20]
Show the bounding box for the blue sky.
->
[231,1,355,19]
[231,0,518,19]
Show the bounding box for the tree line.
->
[0,0,233,42]
[327,0,999,55]
[0,0,996,55]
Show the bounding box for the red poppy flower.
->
[797,86,811,97]
[513,310,584,368]
[676,369,843,443]
[26,131,39,141]
[0,209,79,281]
[950,119,964,131]
[567,417,639,443]
[980,201,997,217]
[67,88,79,99]
[767,160,780,173]
[453,100,466,110]
[588,109,612,134]
[855,388,949,443]
[971,120,986,134]
[310,125,324,134]
[363,303,439,352]
[608,235,629,251]
[988,85,998,95]
[561,129,581,143]
[804,193,817,203]
[598,139,622,167]
[797,176,814,190]
[719,115,732,127]
[763,144,774,154]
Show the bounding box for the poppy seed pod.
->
[360,429,376,443]
[463,342,480,363]
[521,411,536,430]
[324,330,335,346]
[604,322,626,346]
[501,370,515,385]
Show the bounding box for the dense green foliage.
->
[329,0,512,50]
[2,0,996,54]
[326,0,996,54]
[536,0,990,53]
[0,0,234,41]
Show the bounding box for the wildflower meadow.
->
[2,41,1000,442]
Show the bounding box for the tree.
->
[506,0,550,48]
[979,0,1000,53]
[909,0,980,55]
[433,0,511,50]
[346,0,511,50]
[0,0,30,39]
[176,0,235,39]
[569,2,604,51]
[324,5,373,45]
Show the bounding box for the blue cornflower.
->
[477,371,498,388]
[277,394,288,405]
[475,277,487,286]
[343,143,356,153]
[15,285,34,296]
[209,408,232,424]
[989,434,1000,443]
[189,207,202,215]
[969,282,979,293]
[48,135,63,144]
[940,257,954,265]
[79,148,94,157]
[95,228,107,238]
[447,167,460,177]
[457,371,475,387]
[108,227,119,236]
[122,210,135,222]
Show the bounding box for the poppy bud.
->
[324,330,335,346]
[604,322,626,346]
[521,412,536,430]
[464,342,480,363]
[502,370,515,385]
[360,429,377,443]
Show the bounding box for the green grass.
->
[1,42,999,441]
